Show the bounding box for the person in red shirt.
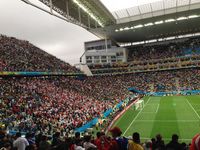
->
[190,134,200,150]
[94,132,102,150]
[108,127,122,150]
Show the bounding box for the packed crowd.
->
[0,35,79,73]
[1,68,200,136]
[0,126,197,150]
[1,35,200,150]
[0,77,120,135]
[128,36,200,61]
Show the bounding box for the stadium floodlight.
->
[119,28,124,31]
[144,23,154,27]
[165,19,176,23]
[130,26,134,29]
[134,24,143,28]
[115,29,119,32]
[72,0,104,27]
[177,17,188,21]
[155,20,164,25]
[188,15,199,19]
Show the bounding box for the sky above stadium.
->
[0,0,161,65]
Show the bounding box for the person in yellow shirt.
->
[128,132,144,150]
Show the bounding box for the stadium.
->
[1,0,200,149]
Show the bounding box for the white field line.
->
[141,104,160,113]
[155,104,160,113]
[185,98,200,119]
[141,112,156,113]
[133,120,199,122]
[140,137,192,141]
[123,97,152,136]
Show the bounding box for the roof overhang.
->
[90,8,200,43]
[38,0,116,29]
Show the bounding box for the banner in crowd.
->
[0,71,84,76]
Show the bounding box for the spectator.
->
[128,132,143,150]
[38,135,50,150]
[52,132,62,149]
[83,135,97,150]
[154,134,165,150]
[166,134,183,150]
[74,139,85,150]
[13,132,29,150]
[109,126,128,150]
[190,133,200,150]
[94,132,102,150]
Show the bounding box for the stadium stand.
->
[0,35,80,73]
[1,0,200,147]
[1,34,200,149]
[88,36,200,75]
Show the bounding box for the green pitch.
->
[113,95,200,143]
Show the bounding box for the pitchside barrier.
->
[74,95,137,133]
[105,97,141,134]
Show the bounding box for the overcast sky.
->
[0,0,161,65]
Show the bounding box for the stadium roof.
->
[22,0,200,43]
[39,0,116,28]
[92,0,200,43]
[106,0,200,23]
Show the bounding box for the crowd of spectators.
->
[0,126,194,150]
[1,35,200,150]
[128,36,200,62]
[0,77,120,135]
[0,35,79,73]
[1,68,200,136]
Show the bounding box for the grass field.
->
[113,95,200,143]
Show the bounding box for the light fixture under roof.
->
[188,15,199,19]
[115,29,119,32]
[177,17,188,21]
[134,24,143,28]
[155,20,164,24]
[165,19,175,23]
[144,23,154,26]
[124,27,130,30]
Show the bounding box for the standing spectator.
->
[109,126,128,150]
[83,135,97,150]
[74,139,85,150]
[13,132,29,150]
[190,133,200,150]
[154,134,165,150]
[94,132,102,150]
[166,134,183,150]
[38,135,50,150]
[128,132,144,150]
[51,132,62,149]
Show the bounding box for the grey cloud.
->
[0,0,98,65]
